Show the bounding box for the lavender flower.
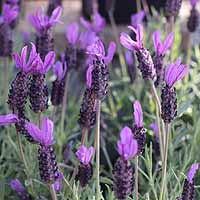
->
[120,24,156,80]
[125,51,137,83]
[29,51,55,113]
[0,114,18,126]
[30,6,62,60]
[177,163,199,200]
[76,145,94,187]
[26,118,59,183]
[0,3,18,56]
[0,3,19,25]
[131,11,145,28]
[152,31,174,86]
[10,179,32,200]
[54,172,63,191]
[165,0,182,18]
[161,59,188,123]
[80,11,106,34]
[187,0,199,32]
[132,100,146,156]
[113,126,138,200]
[51,61,67,106]
[86,39,116,100]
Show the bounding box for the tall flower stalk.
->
[160,59,188,200]
[86,39,116,199]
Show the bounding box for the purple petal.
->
[0,114,18,126]
[49,6,62,26]
[133,100,143,128]
[152,31,162,54]
[92,12,106,33]
[86,64,94,88]
[187,163,199,183]
[2,3,19,24]
[79,31,98,49]
[12,52,21,69]
[76,145,94,165]
[53,61,64,80]
[25,122,43,144]
[80,16,91,30]
[104,41,116,64]
[41,118,54,146]
[118,126,138,160]
[160,32,174,55]
[150,123,159,138]
[125,51,134,66]
[165,59,188,87]
[131,11,145,27]
[120,33,139,50]
[20,46,28,70]
[43,51,55,73]
[10,179,25,194]
[86,40,105,57]
[190,0,197,7]
[65,22,79,45]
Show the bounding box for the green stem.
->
[95,99,101,200]
[150,81,164,161]
[81,127,88,145]
[49,184,57,200]
[61,73,70,133]
[136,0,141,12]
[135,156,139,200]
[159,123,170,200]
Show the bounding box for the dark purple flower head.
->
[79,30,98,49]
[0,114,18,126]
[53,61,67,81]
[120,24,143,51]
[133,100,143,128]
[117,126,138,161]
[153,31,174,56]
[165,58,188,87]
[25,117,54,146]
[80,12,106,34]
[150,123,159,138]
[86,39,116,64]
[13,43,39,73]
[65,22,79,46]
[190,0,197,7]
[76,145,94,165]
[131,11,145,28]
[29,6,62,34]
[32,51,55,74]
[0,3,19,25]
[10,179,25,195]
[187,163,199,183]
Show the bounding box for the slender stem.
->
[135,156,139,200]
[52,106,56,122]
[169,16,174,33]
[150,81,164,161]
[95,99,101,200]
[16,130,28,169]
[159,123,170,200]
[136,0,141,12]
[81,127,88,145]
[49,184,57,200]
[61,73,70,133]
[108,11,127,77]
[38,112,41,127]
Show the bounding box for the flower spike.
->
[187,163,199,183]
[65,22,79,46]
[53,61,67,81]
